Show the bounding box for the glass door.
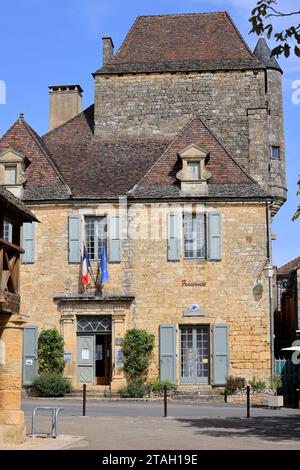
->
[180,326,210,384]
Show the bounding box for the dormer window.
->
[4,165,17,185]
[176,144,211,195]
[0,149,28,198]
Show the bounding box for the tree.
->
[292,177,300,221]
[249,0,300,58]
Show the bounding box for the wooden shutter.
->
[212,324,229,385]
[68,216,81,263]
[208,212,222,261]
[159,324,176,383]
[108,215,120,262]
[21,222,35,264]
[167,213,180,261]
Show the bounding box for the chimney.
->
[102,37,114,65]
[49,85,83,131]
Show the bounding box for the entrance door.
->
[95,335,111,385]
[23,325,38,386]
[77,336,94,384]
[180,326,210,384]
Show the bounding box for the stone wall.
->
[20,201,271,386]
[94,69,286,202]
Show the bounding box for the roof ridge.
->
[19,119,71,193]
[137,12,227,19]
[42,104,94,139]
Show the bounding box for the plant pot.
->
[268,395,284,408]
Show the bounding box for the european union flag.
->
[100,246,109,285]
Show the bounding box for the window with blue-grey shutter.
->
[212,324,229,385]
[68,216,81,263]
[167,213,180,261]
[108,215,120,263]
[21,222,35,264]
[208,212,222,261]
[160,324,176,383]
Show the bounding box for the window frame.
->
[271,146,280,160]
[4,164,17,185]
[183,212,207,260]
[84,215,108,261]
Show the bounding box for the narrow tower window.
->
[271,146,280,159]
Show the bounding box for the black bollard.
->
[164,385,168,417]
[83,383,87,416]
[246,385,250,418]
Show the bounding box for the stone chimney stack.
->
[49,85,83,131]
[102,37,114,65]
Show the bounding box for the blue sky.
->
[0,0,299,266]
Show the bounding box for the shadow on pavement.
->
[176,415,300,442]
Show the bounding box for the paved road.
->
[22,397,300,418]
[21,399,300,450]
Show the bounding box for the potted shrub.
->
[268,375,284,408]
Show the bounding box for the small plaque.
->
[202,358,208,364]
[115,338,124,346]
[115,350,124,368]
[26,359,33,366]
[184,304,204,317]
[82,348,90,360]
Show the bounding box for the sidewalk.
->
[0,434,84,450]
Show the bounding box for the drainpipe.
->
[266,200,275,375]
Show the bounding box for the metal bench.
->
[32,407,64,438]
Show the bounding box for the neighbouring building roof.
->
[253,37,282,73]
[0,186,37,223]
[0,105,267,202]
[95,12,263,75]
[277,257,300,275]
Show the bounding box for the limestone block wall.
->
[20,201,271,383]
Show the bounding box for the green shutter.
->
[21,222,35,264]
[213,324,229,385]
[208,212,222,261]
[68,216,81,263]
[167,213,180,261]
[108,215,120,263]
[22,325,38,385]
[160,324,176,383]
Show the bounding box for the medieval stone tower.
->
[93,12,286,212]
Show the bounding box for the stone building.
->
[0,12,286,391]
[0,187,36,443]
[275,257,300,356]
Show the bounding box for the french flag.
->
[82,245,90,286]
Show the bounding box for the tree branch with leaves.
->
[250,0,300,57]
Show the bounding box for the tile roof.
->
[135,115,257,188]
[95,12,263,75]
[1,107,266,202]
[0,117,70,200]
[277,257,300,275]
[42,106,170,199]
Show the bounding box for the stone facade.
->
[94,68,286,203]
[20,201,271,389]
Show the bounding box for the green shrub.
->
[38,329,65,374]
[122,329,155,380]
[32,372,72,397]
[249,376,266,392]
[149,379,177,394]
[226,375,246,394]
[119,378,149,398]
